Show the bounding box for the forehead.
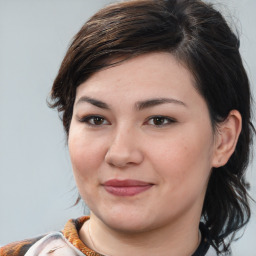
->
[76,52,196,98]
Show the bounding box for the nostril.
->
[105,145,144,168]
[105,151,130,168]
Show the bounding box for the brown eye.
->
[79,115,110,126]
[146,116,176,127]
[152,117,166,126]
[92,116,105,125]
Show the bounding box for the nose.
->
[105,127,144,168]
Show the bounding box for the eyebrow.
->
[75,96,187,110]
[76,96,110,109]
[135,98,187,110]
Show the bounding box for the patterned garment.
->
[0,216,217,256]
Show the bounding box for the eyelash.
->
[78,115,110,127]
[78,115,176,127]
[145,116,176,127]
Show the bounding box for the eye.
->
[79,115,110,126]
[146,116,176,127]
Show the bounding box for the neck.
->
[80,213,201,256]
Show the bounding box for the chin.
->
[95,208,158,233]
[107,219,152,234]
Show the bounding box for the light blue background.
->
[0,0,255,255]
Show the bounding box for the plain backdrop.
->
[0,0,255,255]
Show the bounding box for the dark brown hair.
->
[49,0,254,253]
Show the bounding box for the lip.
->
[103,179,153,196]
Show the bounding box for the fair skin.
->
[68,52,241,256]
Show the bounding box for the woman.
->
[1,0,254,255]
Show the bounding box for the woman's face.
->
[69,52,219,232]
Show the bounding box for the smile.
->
[103,179,153,196]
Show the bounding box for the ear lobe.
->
[212,110,242,168]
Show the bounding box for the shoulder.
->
[0,217,91,256]
[0,232,86,256]
[0,235,44,256]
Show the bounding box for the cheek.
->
[68,130,104,181]
[69,138,86,174]
[68,135,102,207]
[152,130,214,191]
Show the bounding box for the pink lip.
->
[103,179,153,196]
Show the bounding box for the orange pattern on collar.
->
[62,216,103,256]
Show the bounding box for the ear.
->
[212,110,242,168]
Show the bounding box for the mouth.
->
[102,179,154,196]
